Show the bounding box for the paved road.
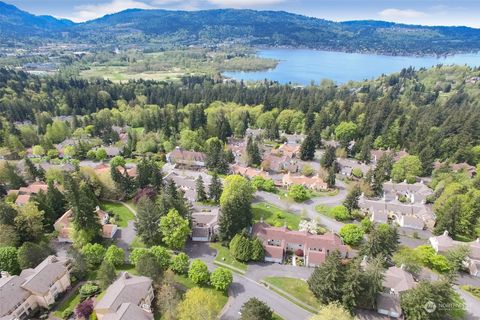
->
[185,242,312,320]
[111,201,137,258]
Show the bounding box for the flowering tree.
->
[75,299,94,319]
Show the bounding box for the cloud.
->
[69,0,157,22]
[207,0,287,8]
[379,8,427,20]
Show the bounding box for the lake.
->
[223,49,480,85]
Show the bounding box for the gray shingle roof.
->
[20,256,69,295]
[103,303,153,320]
[95,273,152,313]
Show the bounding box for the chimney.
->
[1,271,11,278]
[476,238,479,243]
[400,264,405,270]
[260,216,264,223]
[95,206,100,211]
[443,230,449,236]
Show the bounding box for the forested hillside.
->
[0,65,479,168]
[2,1,480,55]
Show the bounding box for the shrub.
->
[79,283,100,301]
[129,248,150,265]
[229,234,252,262]
[288,184,310,202]
[331,205,351,221]
[351,167,363,178]
[250,238,265,261]
[339,224,364,246]
[62,308,73,319]
[295,249,304,257]
[104,245,125,266]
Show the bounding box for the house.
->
[282,172,328,191]
[276,143,300,158]
[370,209,389,224]
[164,171,211,203]
[252,222,351,267]
[166,147,206,169]
[261,154,298,173]
[370,149,409,164]
[429,232,480,277]
[0,256,71,320]
[383,180,433,204]
[336,158,372,177]
[191,208,220,242]
[94,272,154,320]
[9,181,49,206]
[102,146,122,158]
[54,207,118,242]
[231,164,269,179]
[376,266,416,318]
[433,161,477,178]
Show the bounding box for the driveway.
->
[112,201,137,257]
[185,242,312,320]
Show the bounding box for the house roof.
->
[20,256,70,295]
[376,293,401,314]
[192,209,220,228]
[400,215,425,229]
[103,303,153,320]
[0,276,30,318]
[55,208,117,240]
[231,164,268,179]
[430,231,455,252]
[277,143,300,158]
[18,181,48,195]
[383,266,416,293]
[15,194,31,206]
[167,147,205,164]
[95,273,152,314]
[282,173,327,189]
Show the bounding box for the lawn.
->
[315,204,335,219]
[209,242,248,273]
[263,276,322,311]
[53,288,81,318]
[130,236,146,249]
[252,202,301,230]
[100,201,135,228]
[116,263,138,275]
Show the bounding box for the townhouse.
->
[191,208,220,242]
[0,256,71,320]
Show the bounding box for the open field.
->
[253,202,302,230]
[210,242,248,273]
[100,200,135,228]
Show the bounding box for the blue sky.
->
[6,0,480,27]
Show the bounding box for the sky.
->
[5,0,480,27]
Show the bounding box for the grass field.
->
[209,242,248,273]
[462,285,480,300]
[315,204,335,219]
[100,201,135,228]
[81,66,185,82]
[263,276,322,310]
[252,202,301,230]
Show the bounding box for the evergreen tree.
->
[3,162,25,189]
[327,166,336,188]
[24,157,44,180]
[362,256,385,309]
[361,224,399,262]
[204,137,229,174]
[308,251,345,304]
[246,136,262,166]
[342,260,363,312]
[343,185,361,213]
[299,131,316,161]
[97,260,116,290]
[195,176,207,202]
[320,146,336,169]
[135,196,162,246]
[209,172,223,204]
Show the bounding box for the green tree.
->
[210,267,233,291]
[339,224,364,246]
[209,172,223,203]
[177,287,222,320]
[0,224,19,247]
[159,209,190,250]
[14,202,44,243]
[320,146,336,169]
[171,252,190,275]
[308,251,345,304]
[229,234,252,262]
[310,302,355,320]
[362,256,385,309]
[391,155,422,182]
[300,131,316,161]
[0,247,20,275]
[0,201,17,225]
[361,223,399,261]
[150,246,172,270]
[246,135,262,166]
[1,162,26,189]
[129,248,150,266]
[326,166,336,188]
[401,280,464,320]
[343,185,361,213]
[392,247,422,274]
[104,245,125,266]
[240,298,273,320]
[204,137,229,174]
[97,260,116,290]
[341,260,363,312]
[136,252,163,282]
[335,122,357,147]
[251,238,265,261]
[188,259,210,285]
[219,175,255,241]
[288,184,310,202]
[81,243,106,267]
[135,196,162,246]
[17,242,52,269]
[195,175,207,202]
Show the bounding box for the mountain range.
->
[2,1,480,55]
